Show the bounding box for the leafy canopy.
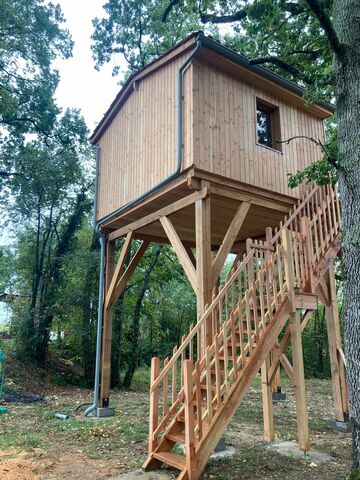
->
[0,0,73,138]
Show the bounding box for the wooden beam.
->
[184,245,196,268]
[184,359,196,480]
[211,202,250,288]
[290,310,309,452]
[316,278,330,306]
[261,354,274,443]
[268,310,313,384]
[105,231,134,308]
[202,183,291,213]
[160,216,197,292]
[99,239,115,407]
[108,189,207,242]
[321,263,349,420]
[105,240,149,310]
[280,353,294,384]
[196,196,212,353]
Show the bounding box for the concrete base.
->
[96,407,115,418]
[330,420,352,433]
[214,436,226,452]
[266,441,333,464]
[110,448,237,479]
[210,446,236,461]
[111,470,171,480]
[272,392,287,402]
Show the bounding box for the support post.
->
[290,310,309,452]
[261,354,275,442]
[99,239,115,408]
[195,195,212,354]
[149,357,160,455]
[323,262,349,422]
[184,359,196,480]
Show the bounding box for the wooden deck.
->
[101,168,295,253]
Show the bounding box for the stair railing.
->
[148,182,341,453]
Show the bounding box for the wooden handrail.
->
[150,247,257,392]
[271,184,319,245]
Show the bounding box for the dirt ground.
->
[0,375,352,480]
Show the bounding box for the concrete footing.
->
[330,420,352,433]
[272,392,287,402]
[266,441,333,464]
[96,407,115,417]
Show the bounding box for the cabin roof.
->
[90,31,335,144]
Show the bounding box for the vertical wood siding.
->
[97,53,192,221]
[189,60,326,197]
[97,56,326,221]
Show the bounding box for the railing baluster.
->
[223,322,229,390]
[163,358,169,416]
[172,346,177,404]
[149,357,160,454]
[195,360,203,440]
[214,334,222,408]
[205,347,212,424]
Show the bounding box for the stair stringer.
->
[313,235,341,288]
[192,297,292,480]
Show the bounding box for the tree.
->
[0,0,72,139]
[3,109,92,363]
[93,0,360,469]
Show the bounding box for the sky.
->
[53,0,123,132]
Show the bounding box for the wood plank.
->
[105,239,149,310]
[196,196,212,351]
[160,216,197,292]
[105,232,134,308]
[290,311,309,452]
[149,357,160,454]
[108,189,207,241]
[211,202,250,287]
[261,354,274,443]
[184,359,196,480]
[99,239,115,406]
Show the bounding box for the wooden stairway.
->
[143,184,342,479]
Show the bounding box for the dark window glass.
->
[257,106,273,148]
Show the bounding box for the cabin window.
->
[256,99,281,152]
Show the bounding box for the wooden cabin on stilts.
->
[89,32,349,479]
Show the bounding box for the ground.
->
[0,359,352,480]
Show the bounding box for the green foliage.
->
[91,0,208,76]
[0,0,73,138]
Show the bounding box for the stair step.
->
[166,431,185,444]
[153,451,186,470]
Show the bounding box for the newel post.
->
[184,359,196,480]
[149,357,160,455]
[281,228,295,311]
[300,216,315,293]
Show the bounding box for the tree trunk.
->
[81,231,100,384]
[333,0,360,467]
[122,244,162,389]
[36,190,91,363]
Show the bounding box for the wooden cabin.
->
[90,32,348,480]
[91,31,333,247]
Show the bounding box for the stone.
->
[96,407,115,418]
[330,420,352,433]
[266,441,333,464]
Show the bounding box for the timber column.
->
[195,194,212,355]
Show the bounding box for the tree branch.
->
[248,57,312,84]
[200,8,248,24]
[304,0,343,55]
[162,0,182,21]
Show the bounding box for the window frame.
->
[255,97,282,153]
